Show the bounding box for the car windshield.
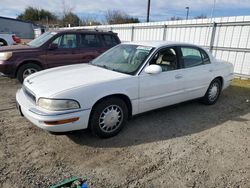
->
[90,44,154,75]
[28,31,57,47]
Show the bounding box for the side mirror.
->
[144,64,162,75]
[48,43,58,50]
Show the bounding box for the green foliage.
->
[194,14,207,19]
[17,7,140,27]
[170,16,183,21]
[17,6,57,23]
[105,10,140,24]
[62,12,81,27]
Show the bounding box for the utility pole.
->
[210,0,216,19]
[46,16,49,27]
[185,7,189,20]
[147,0,151,22]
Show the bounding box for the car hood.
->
[23,64,130,98]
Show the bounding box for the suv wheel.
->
[17,63,42,83]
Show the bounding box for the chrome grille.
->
[23,86,36,103]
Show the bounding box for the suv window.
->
[55,34,77,49]
[103,34,118,47]
[80,34,102,48]
[181,47,204,68]
[150,47,178,72]
[52,34,77,49]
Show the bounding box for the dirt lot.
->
[0,77,249,188]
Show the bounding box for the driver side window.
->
[51,34,77,49]
[150,47,178,72]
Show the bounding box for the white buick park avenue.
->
[16,41,234,138]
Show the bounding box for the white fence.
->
[69,16,250,78]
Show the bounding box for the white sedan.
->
[16,41,234,138]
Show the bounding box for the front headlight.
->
[0,52,12,61]
[37,98,80,111]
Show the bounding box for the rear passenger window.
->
[80,34,102,48]
[103,34,118,47]
[200,49,211,64]
[181,47,203,68]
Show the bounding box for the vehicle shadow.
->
[67,85,250,148]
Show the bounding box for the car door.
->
[178,46,215,100]
[45,33,79,68]
[78,33,106,63]
[138,46,186,113]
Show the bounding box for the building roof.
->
[0,16,34,24]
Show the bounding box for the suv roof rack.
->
[70,28,114,33]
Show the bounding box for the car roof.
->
[124,40,203,49]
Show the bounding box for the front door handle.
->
[175,74,183,79]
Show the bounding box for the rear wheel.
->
[89,97,128,138]
[17,63,42,83]
[202,78,222,105]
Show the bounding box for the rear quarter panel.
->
[0,34,15,45]
[212,59,234,89]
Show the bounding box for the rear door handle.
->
[209,69,214,72]
[175,74,183,79]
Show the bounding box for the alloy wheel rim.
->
[99,105,123,133]
[23,68,37,79]
[208,82,219,101]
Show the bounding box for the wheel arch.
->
[15,60,43,77]
[0,38,8,46]
[89,93,133,125]
[213,76,224,88]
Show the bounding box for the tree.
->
[105,10,140,24]
[81,16,101,26]
[17,6,57,25]
[169,16,183,21]
[62,12,81,27]
[194,14,207,19]
[61,0,74,17]
[59,0,81,27]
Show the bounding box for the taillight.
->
[12,35,21,43]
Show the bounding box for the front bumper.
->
[0,60,15,77]
[16,88,91,132]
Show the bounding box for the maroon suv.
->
[0,29,121,83]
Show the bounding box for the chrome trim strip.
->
[29,108,91,116]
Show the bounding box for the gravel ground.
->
[0,77,249,188]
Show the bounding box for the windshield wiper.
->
[102,65,127,74]
[90,63,127,74]
[90,63,103,68]
[91,63,113,70]
[102,65,115,71]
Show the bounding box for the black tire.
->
[89,97,128,138]
[202,78,222,105]
[0,39,7,46]
[17,63,42,83]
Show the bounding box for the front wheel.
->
[89,97,128,138]
[17,63,42,83]
[202,78,222,105]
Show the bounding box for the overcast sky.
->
[1,0,250,22]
